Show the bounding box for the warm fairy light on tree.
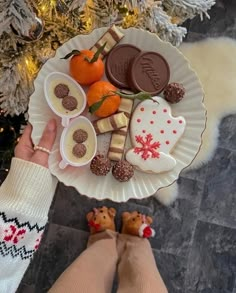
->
[24,56,38,76]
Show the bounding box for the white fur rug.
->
[155,37,236,205]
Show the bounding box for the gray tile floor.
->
[16,0,236,292]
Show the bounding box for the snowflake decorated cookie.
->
[126,96,186,173]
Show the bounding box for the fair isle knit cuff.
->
[0,158,58,220]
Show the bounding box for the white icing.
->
[126,150,176,173]
[126,96,186,173]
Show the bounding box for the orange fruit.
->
[70,50,104,85]
[87,81,120,118]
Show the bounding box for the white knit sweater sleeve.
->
[0,158,58,293]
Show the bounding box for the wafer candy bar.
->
[93,112,128,135]
[90,25,124,59]
[108,98,134,161]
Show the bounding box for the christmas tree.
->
[0,0,215,170]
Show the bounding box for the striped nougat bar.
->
[90,25,124,59]
[93,112,128,135]
[108,98,134,161]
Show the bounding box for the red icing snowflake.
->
[134,133,160,160]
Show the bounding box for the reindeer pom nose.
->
[139,224,156,238]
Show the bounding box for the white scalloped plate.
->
[28,27,206,202]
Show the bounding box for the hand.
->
[15,119,57,168]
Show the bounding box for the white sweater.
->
[0,158,57,293]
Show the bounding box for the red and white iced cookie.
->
[126,96,186,173]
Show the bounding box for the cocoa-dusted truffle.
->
[54,83,69,99]
[62,95,78,111]
[72,143,86,158]
[90,154,111,176]
[112,160,134,182]
[73,129,88,143]
[163,82,185,104]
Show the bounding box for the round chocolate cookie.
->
[90,154,111,176]
[54,83,69,99]
[105,44,141,89]
[62,95,78,111]
[72,143,86,158]
[73,129,88,143]
[129,51,170,95]
[112,160,134,182]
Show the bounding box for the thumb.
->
[32,119,57,168]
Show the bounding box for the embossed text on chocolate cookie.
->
[129,51,170,95]
[140,57,161,89]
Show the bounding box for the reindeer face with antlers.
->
[86,206,117,234]
[121,211,155,238]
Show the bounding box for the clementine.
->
[70,50,104,85]
[87,81,120,118]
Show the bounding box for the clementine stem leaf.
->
[86,42,107,63]
[61,50,81,59]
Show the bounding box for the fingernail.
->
[47,119,56,131]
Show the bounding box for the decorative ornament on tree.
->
[0,0,43,43]
[11,14,44,43]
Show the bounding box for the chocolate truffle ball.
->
[112,160,134,182]
[163,82,185,104]
[73,129,88,143]
[72,143,86,158]
[90,155,111,176]
[62,95,78,111]
[54,83,69,99]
